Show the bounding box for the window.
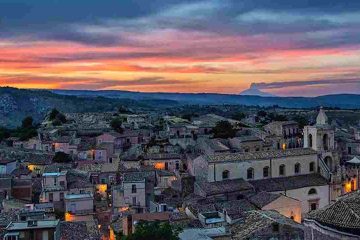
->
[247,168,254,179]
[310,202,317,211]
[308,134,313,148]
[60,181,65,187]
[323,134,329,151]
[54,177,57,186]
[272,223,279,232]
[222,170,229,180]
[60,192,64,201]
[49,193,53,202]
[294,163,301,174]
[132,197,137,205]
[308,188,317,195]
[279,165,285,176]
[132,184,137,193]
[309,162,315,172]
[263,166,269,178]
[175,162,180,170]
[348,147,352,155]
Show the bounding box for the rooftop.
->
[250,174,328,192]
[205,148,317,163]
[230,210,304,239]
[123,171,154,182]
[42,171,67,177]
[247,192,283,208]
[306,190,360,236]
[64,193,93,200]
[195,178,254,196]
[6,220,60,231]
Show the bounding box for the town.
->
[1,104,360,240]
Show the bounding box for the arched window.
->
[247,168,254,179]
[294,163,301,174]
[309,162,315,172]
[323,134,329,150]
[308,134,313,148]
[308,188,317,195]
[279,164,286,176]
[263,166,270,178]
[222,170,229,180]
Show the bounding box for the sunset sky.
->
[0,0,360,96]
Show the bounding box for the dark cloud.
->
[253,79,360,90]
[1,0,360,50]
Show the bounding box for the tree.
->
[257,110,267,117]
[22,116,34,129]
[0,127,10,141]
[212,120,237,139]
[125,221,181,240]
[15,116,37,141]
[49,109,67,125]
[49,108,60,120]
[292,115,309,129]
[55,113,67,124]
[232,112,246,121]
[118,106,132,114]
[268,113,288,121]
[53,152,72,163]
[110,118,124,133]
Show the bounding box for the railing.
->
[318,155,331,180]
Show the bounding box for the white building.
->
[191,148,319,182]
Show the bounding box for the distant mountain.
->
[239,83,275,97]
[53,89,360,109]
[2,87,360,128]
[0,87,177,128]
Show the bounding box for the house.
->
[12,179,32,201]
[155,170,177,193]
[229,136,266,153]
[4,219,60,240]
[250,174,329,214]
[229,210,305,240]
[0,159,17,174]
[52,136,78,155]
[112,171,155,213]
[64,193,94,222]
[247,191,302,223]
[195,138,230,155]
[144,153,182,172]
[264,121,302,149]
[40,171,67,209]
